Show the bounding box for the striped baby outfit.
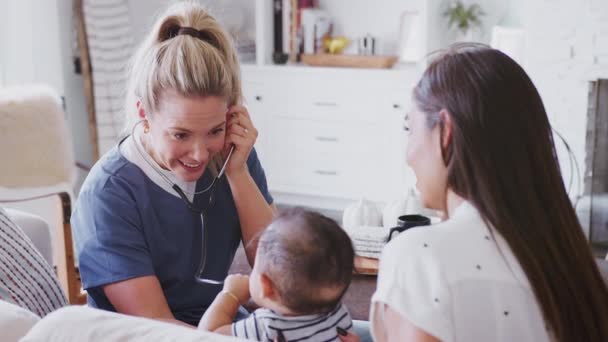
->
[0,208,67,316]
[232,303,352,341]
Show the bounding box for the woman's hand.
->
[224,105,258,178]
[223,273,251,305]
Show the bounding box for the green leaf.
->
[443,1,484,30]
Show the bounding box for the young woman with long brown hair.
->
[370,44,608,341]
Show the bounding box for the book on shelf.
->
[273,0,317,63]
[273,0,283,55]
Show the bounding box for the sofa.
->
[4,209,608,341]
[1,208,239,342]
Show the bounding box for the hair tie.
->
[177,26,214,45]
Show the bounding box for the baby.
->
[199,208,355,341]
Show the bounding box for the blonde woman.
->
[71,2,275,327]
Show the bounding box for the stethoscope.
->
[131,120,234,285]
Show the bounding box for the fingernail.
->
[337,327,347,336]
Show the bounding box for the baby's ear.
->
[260,273,279,299]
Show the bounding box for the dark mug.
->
[387,214,431,241]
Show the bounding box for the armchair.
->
[0,84,86,304]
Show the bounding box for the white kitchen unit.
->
[242,64,421,211]
[243,0,442,210]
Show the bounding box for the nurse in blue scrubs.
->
[71,2,275,327]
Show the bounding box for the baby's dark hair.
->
[256,207,354,314]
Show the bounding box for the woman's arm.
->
[373,303,440,342]
[227,169,276,264]
[103,275,193,328]
[225,105,276,265]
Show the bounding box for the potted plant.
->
[444,1,484,42]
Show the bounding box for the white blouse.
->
[370,201,553,342]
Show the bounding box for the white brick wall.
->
[521,0,608,199]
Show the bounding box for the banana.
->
[323,36,350,54]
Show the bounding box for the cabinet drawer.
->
[282,78,393,123]
[269,118,383,198]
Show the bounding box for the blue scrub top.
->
[71,144,273,326]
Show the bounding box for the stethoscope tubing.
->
[130,120,233,285]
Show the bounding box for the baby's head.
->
[249,208,354,315]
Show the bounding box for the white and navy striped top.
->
[0,208,67,316]
[232,303,353,342]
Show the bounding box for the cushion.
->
[0,207,67,316]
[0,84,75,188]
[21,306,242,342]
[0,300,40,342]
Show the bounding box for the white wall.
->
[519,0,608,199]
[1,1,65,93]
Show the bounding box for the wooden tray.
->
[300,54,398,69]
[354,255,379,275]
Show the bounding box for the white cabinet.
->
[243,0,440,210]
[242,64,421,210]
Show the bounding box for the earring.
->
[143,121,150,134]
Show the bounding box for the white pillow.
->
[0,300,40,342]
[21,306,242,342]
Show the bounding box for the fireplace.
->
[579,79,608,257]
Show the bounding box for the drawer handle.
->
[255,95,262,101]
[393,103,401,109]
[315,136,339,142]
[315,170,338,176]
[313,101,338,107]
